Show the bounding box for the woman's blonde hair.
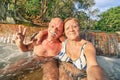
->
[64,17,80,31]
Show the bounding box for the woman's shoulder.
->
[82,39,94,46]
[79,39,89,45]
[80,39,95,52]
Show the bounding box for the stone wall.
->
[0,23,47,41]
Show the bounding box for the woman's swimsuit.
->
[58,40,87,70]
[57,40,88,79]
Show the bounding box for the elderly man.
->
[14,17,64,80]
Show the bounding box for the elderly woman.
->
[58,17,108,80]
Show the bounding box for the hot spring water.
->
[0,33,120,80]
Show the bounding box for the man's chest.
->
[33,44,60,57]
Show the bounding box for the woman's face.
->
[64,19,80,40]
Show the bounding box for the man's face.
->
[48,18,63,40]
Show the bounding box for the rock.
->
[6,17,15,24]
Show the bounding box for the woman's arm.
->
[84,42,109,80]
[87,65,108,80]
[32,29,48,44]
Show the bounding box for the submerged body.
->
[0,17,109,80]
[10,17,64,80]
[59,40,87,70]
[58,17,109,80]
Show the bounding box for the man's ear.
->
[48,22,50,27]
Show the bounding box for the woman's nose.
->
[69,26,73,31]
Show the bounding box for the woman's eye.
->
[65,27,69,30]
[73,25,77,28]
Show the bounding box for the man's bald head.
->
[50,17,63,26]
[48,17,64,39]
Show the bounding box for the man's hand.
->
[13,25,27,44]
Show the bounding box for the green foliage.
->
[0,0,96,26]
[94,6,120,32]
[15,0,41,19]
[17,0,95,20]
[25,0,41,16]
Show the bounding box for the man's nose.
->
[52,27,57,32]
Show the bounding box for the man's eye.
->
[56,28,60,31]
[51,25,54,28]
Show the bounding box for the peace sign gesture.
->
[14,25,27,44]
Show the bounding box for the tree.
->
[94,6,120,32]
[0,0,96,26]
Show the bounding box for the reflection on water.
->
[0,43,32,66]
[97,56,120,80]
[0,42,120,80]
[0,43,35,79]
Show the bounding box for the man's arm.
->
[15,27,48,52]
[15,38,33,52]
[14,25,33,52]
[85,42,109,80]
